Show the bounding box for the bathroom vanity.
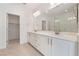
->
[29,4,78,56]
[28,31,77,56]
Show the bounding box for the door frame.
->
[6,13,20,47]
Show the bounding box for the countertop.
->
[28,31,78,42]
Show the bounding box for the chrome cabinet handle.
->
[48,38,49,44]
[51,39,52,46]
[48,38,52,46]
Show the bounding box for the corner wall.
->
[0,3,28,49]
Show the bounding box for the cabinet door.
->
[52,38,71,56]
[39,35,51,56]
[28,33,32,43]
[34,35,42,51]
[29,33,36,46]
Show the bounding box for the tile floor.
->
[0,39,42,56]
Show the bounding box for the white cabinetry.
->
[51,38,77,56]
[29,33,36,46]
[37,35,51,56]
[28,33,51,56]
[28,32,77,56]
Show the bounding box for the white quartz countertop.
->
[28,31,77,42]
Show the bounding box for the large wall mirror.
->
[33,4,78,34]
[47,4,77,33]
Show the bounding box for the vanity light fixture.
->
[68,16,76,21]
[68,17,72,21]
[33,10,41,17]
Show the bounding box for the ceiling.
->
[46,3,77,16]
[2,3,74,15]
[4,3,63,15]
[25,3,51,13]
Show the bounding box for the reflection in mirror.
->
[33,4,77,34]
[48,4,77,33]
[54,17,60,34]
[42,20,46,31]
[33,12,48,31]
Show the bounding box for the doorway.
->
[42,20,46,31]
[7,14,20,47]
